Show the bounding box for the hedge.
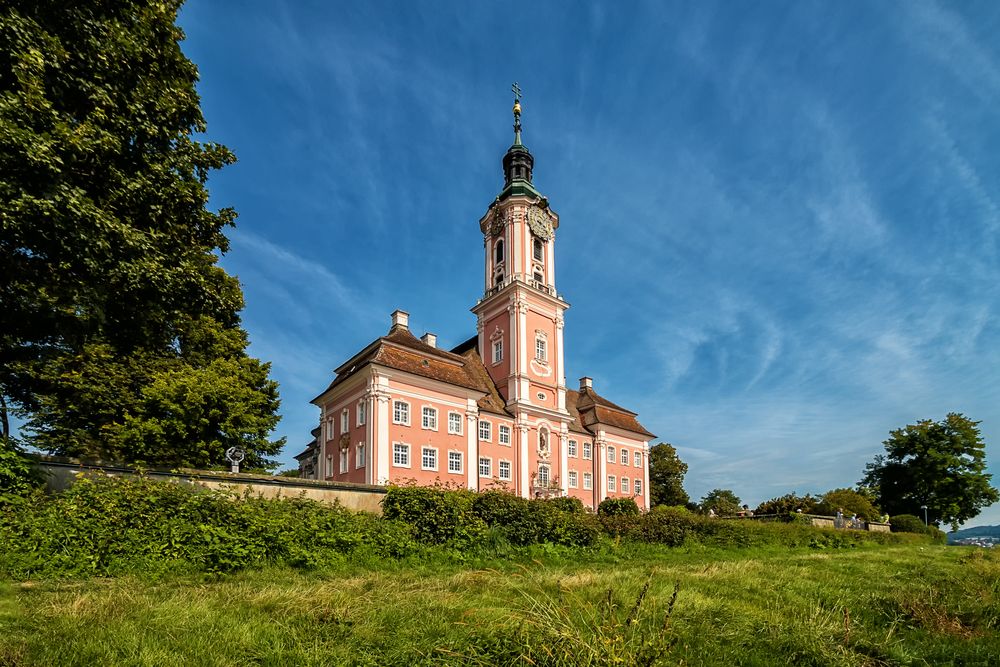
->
[0,476,927,580]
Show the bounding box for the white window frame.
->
[634,451,642,467]
[421,446,438,471]
[356,442,366,468]
[325,455,333,478]
[568,439,577,457]
[607,445,615,463]
[479,420,492,442]
[393,400,410,425]
[608,475,616,492]
[392,443,410,468]
[479,456,492,478]
[448,411,463,435]
[537,463,550,487]
[421,406,438,431]
[498,424,511,446]
[341,409,349,434]
[622,476,630,494]
[621,448,629,465]
[339,448,348,474]
[583,442,592,460]
[535,336,547,363]
[634,479,642,495]
[326,419,334,441]
[568,470,578,488]
[583,472,593,490]
[498,459,512,481]
[357,401,366,426]
[492,339,503,364]
[448,450,463,474]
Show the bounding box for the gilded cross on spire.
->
[511,81,523,145]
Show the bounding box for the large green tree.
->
[860,414,998,530]
[699,489,742,516]
[814,488,881,522]
[1,1,283,468]
[648,442,689,507]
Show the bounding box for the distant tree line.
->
[648,413,997,531]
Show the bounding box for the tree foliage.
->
[648,442,689,507]
[0,439,38,495]
[754,493,819,516]
[0,1,283,467]
[699,489,741,516]
[814,488,881,522]
[861,413,998,530]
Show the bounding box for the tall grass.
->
[1,545,997,666]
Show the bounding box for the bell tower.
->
[472,84,569,421]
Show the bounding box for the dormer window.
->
[533,238,544,262]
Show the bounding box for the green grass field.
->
[1,542,997,666]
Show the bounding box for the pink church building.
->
[300,91,655,510]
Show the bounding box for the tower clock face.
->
[527,205,553,241]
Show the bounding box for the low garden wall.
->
[30,455,387,514]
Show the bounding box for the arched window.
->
[537,463,550,487]
[495,239,505,264]
[533,238,544,262]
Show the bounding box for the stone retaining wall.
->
[30,456,387,514]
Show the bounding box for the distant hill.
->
[948,524,1000,543]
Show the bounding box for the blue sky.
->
[177,1,1000,526]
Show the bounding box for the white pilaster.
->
[643,444,651,510]
[546,231,556,288]
[555,314,566,411]
[374,375,391,484]
[477,317,485,373]
[364,385,375,485]
[518,421,530,499]
[559,433,568,496]
[596,436,607,503]
[466,406,479,491]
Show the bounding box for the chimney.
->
[421,332,437,348]
[579,377,593,390]
[390,309,409,330]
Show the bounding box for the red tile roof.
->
[314,326,653,439]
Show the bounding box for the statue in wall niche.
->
[538,429,550,460]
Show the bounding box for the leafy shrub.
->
[471,490,599,547]
[889,514,926,533]
[0,476,929,581]
[544,495,586,514]
[0,474,419,578]
[0,443,40,496]
[381,485,485,545]
[889,514,946,543]
[598,497,640,516]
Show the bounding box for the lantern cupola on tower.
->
[500,82,540,199]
